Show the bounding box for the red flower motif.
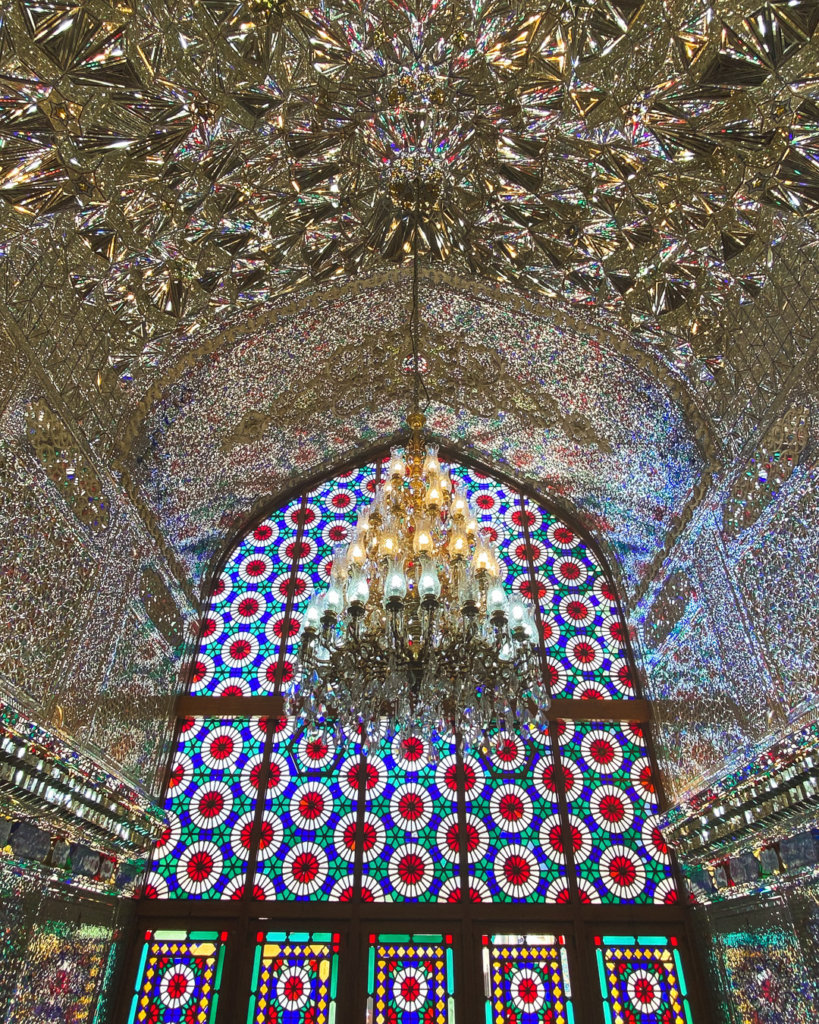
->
[632,976,656,1005]
[399,975,421,1002]
[589,738,615,764]
[503,854,530,885]
[398,792,425,821]
[199,790,224,819]
[167,972,189,999]
[463,822,480,854]
[298,790,325,821]
[608,855,637,886]
[401,736,425,762]
[305,738,329,761]
[229,638,251,660]
[517,977,539,1005]
[186,850,214,881]
[599,794,625,823]
[237,596,260,617]
[572,641,596,664]
[498,792,525,822]
[283,974,305,1000]
[258,820,276,850]
[495,738,518,763]
[548,823,564,854]
[291,850,320,883]
[210,735,234,761]
[397,852,426,885]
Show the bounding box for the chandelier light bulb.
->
[423,444,441,478]
[425,478,444,511]
[384,560,408,604]
[413,517,434,555]
[324,583,344,617]
[356,508,371,535]
[347,566,370,611]
[486,583,508,621]
[472,536,494,576]
[459,569,480,614]
[378,519,399,558]
[450,488,469,521]
[418,556,442,602]
[388,448,407,480]
[448,528,468,560]
[348,536,367,567]
[331,543,348,582]
[508,597,529,638]
[304,595,323,633]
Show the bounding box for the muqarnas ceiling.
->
[131,281,702,591]
[1,0,818,379]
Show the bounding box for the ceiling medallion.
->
[292,412,546,750]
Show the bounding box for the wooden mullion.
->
[245,492,309,899]
[174,694,649,722]
[175,694,284,717]
[519,491,581,906]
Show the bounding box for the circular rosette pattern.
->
[282,842,329,896]
[493,844,540,899]
[389,844,434,899]
[597,844,648,901]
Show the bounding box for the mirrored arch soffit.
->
[120,275,706,597]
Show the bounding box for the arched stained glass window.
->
[128,452,703,1024]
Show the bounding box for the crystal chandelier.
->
[291,413,548,750]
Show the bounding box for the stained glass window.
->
[193,499,303,698]
[144,457,674,907]
[129,930,226,1024]
[360,731,460,902]
[248,931,340,1024]
[595,935,693,1024]
[559,721,676,904]
[366,933,454,1024]
[483,934,574,1024]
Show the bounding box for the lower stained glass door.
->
[482,933,575,1024]
[365,932,456,1024]
[248,930,341,1024]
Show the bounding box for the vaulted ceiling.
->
[2,0,818,595]
[123,275,703,591]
